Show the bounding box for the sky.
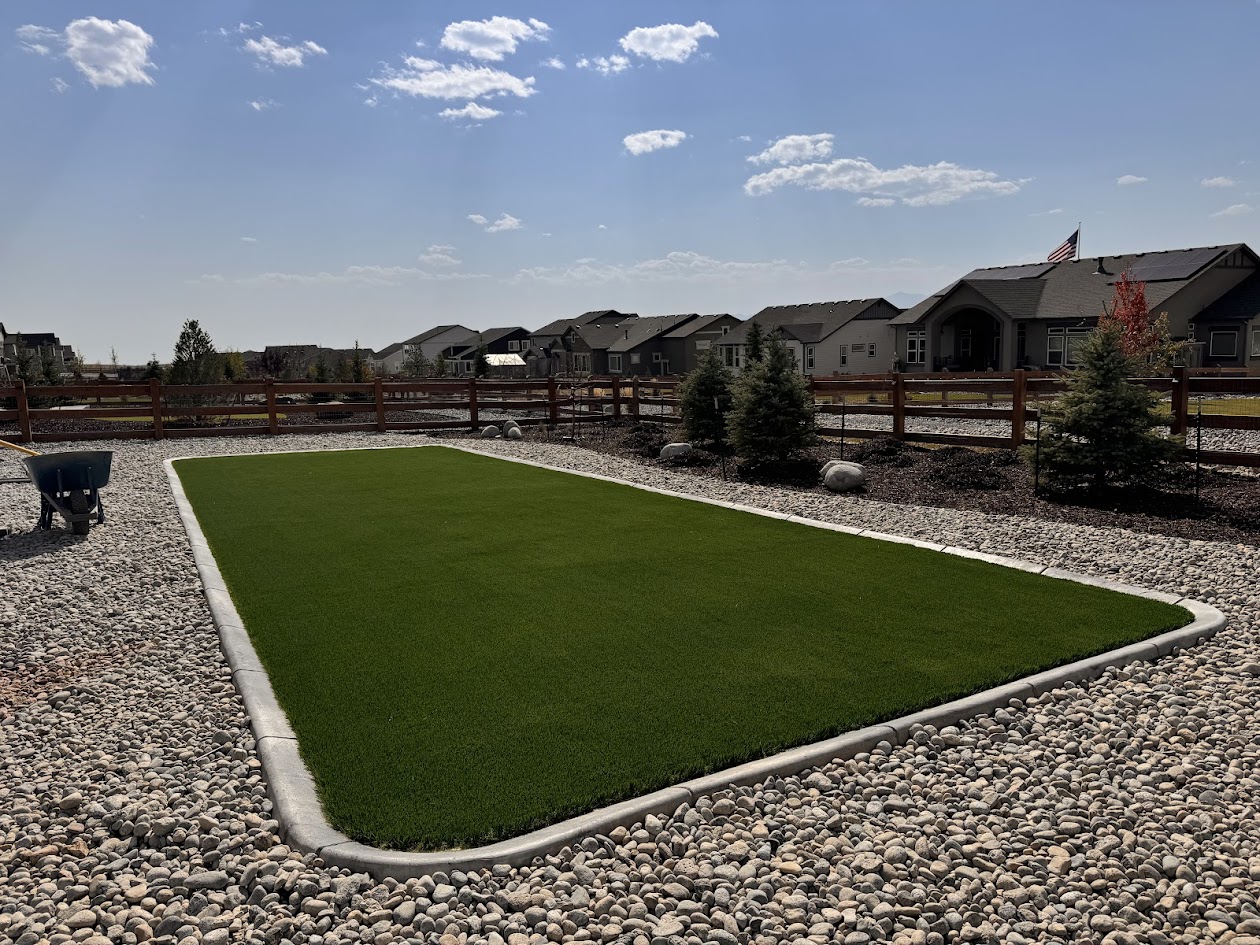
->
[3,2,1260,363]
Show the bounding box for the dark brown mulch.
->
[578,425,1260,546]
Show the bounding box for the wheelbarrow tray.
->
[22,451,113,533]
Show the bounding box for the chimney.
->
[1093,256,1110,276]
[624,329,629,338]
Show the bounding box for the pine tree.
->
[1036,321,1183,493]
[168,320,222,385]
[745,322,766,364]
[679,347,734,450]
[434,352,449,377]
[403,346,430,377]
[142,354,163,380]
[314,355,330,383]
[474,344,490,378]
[350,341,370,383]
[727,335,817,462]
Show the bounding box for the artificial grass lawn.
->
[175,446,1189,851]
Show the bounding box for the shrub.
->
[678,348,733,450]
[727,336,817,463]
[623,423,668,458]
[1032,321,1183,493]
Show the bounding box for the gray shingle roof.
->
[534,310,634,337]
[893,245,1249,327]
[605,314,699,352]
[662,313,737,338]
[720,299,889,345]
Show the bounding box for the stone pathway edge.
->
[162,444,1227,881]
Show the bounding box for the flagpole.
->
[1077,222,1082,260]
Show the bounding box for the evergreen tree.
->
[168,320,222,385]
[142,354,163,380]
[1035,321,1182,493]
[744,322,767,364]
[433,352,449,377]
[350,341,370,383]
[13,337,36,384]
[679,347,734,450]
[314,355,330,383]
[727,335,817,462]
[403,345,430,378]
[474,344,490,378]
[334,356,352,383]
[40,348,60,385]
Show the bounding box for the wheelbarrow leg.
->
[38,495,53,530]
[94,490,106,525]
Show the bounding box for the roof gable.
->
[721,299,887,344]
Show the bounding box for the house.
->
[527,310,638,377]
[374,325,477,375]
[597,313,703,376]
[445,327,532,376]
[890,243,1260,372]
[716,299,901,375]
[661,314,744,375]
[0,329,75,379]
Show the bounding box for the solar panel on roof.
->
[1125,247,1222,282]
[964,262,1053,281]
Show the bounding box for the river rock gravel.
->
[3,432,1259,945]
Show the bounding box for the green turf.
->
[174,446,1189,851]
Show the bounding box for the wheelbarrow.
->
[20,450,114,535]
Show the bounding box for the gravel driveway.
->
[2,433,1258,945]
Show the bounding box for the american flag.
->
[1047,228,1079,263]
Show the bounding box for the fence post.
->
[468,378,479,431]
[612,378,622,420]
[631,377,641,421]
[266,380,280,435]
[149,378,165,440]
[892,373,905,440]
[1170,366,1189,436]
[374,378,387,433]
[15,380,32,444]
[1010,369,1026,449]
[547,377,558,428]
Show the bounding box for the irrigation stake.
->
[839,399,846,461]
[1195,398,1202,502]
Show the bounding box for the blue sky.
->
[3,1,1259,363]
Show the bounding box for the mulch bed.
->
[573,423,1260,546]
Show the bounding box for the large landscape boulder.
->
[659,442,692,461]
[504,426,523,440]
[480,425,500,439]
[823,461,867,492]
[502,419,520,432]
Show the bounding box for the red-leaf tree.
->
[1098,269,1185,369]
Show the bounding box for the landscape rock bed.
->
[2,432,1259,945]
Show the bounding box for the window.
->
[1252,327,1260,358]
[723,346,734,367]
[629,352,640,365]
[695,339,710,351]
[868,343,877,358]
[907,330,926,364]
[507,340,520,351]
[805,346,815,370]
[852,343,866,353]
[1047,326,1091,367]
[608,354,623,372]
[1016,325,1026,364]
[1187,324,1196,342]
[839,345,847,366]
[721,326,730,335]
[573,353,591,373]
[652,351,663,362]
[1210,330,1238,358]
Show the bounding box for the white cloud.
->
[240,236,257,243]
[576,55,630,76]
[27,18,157,88]
[1202,176,1237,188]
[736,135,752,143]
[747,134,833,165]
[372,58,536,101]
[467,214,488,225]
[542,57,565,70]
[514,250,803,286]
[745,156,1022,206]
[831,257,868,267]
[1211,203,1254,218]
[486,214,523,233]
[50,77,70,94]
[439,102,502,121]
[597,224,608,230]
[16,24,59,55]
[624,129,687,156]
[418,244,461,266]
[856,197,895,207]
[248,99,277,111]
[201,265,491,287]
[440,17,549,61]
[1030,207,1064,216]
[619,21,717,63]
[1116,174,1147,186]
[243,35,327,68]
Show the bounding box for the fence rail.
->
[3,367,1259,467]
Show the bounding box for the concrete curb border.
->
[163,442,1227,880]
